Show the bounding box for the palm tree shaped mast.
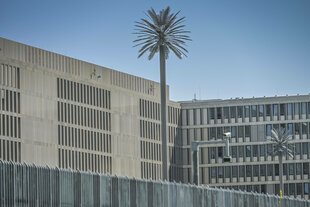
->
[268,128,294,197]
[134,7,191,180]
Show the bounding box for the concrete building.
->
[0,37,309,198]
[179,96,310,199]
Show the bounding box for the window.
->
[273,104,278,116]
[210,147,216,159]
[301,102,306,115]
[304,183,309,195]
[267,164,273,176]
[231,146,237,158]
[297,183,302,195]
[303,163,309,175]
[253,145,258,157]
[294,103,299,115]
[209,108,215,120]
[259,105,264,117]
[280,104,285,116]
[302,143,308,155]
[245,126,251,137]
[232,166,237,177]
[239,166,245,177]
[251,105,257,117]
[211,167,216,178]
[246,165,252,177]
[218,147,223,158]
[237,106,243,118]
[238,126,244,138]
[238,146,244,159]
[289,163,294,175]
[246,145,251,157]
[253,165,259,177]
[295,143,301,155]
[289,183,295,196]
[230,106,236,119]
[295,123,300,135]
[231,126,236,138]
[283,164,287,176]
[223,107,229,119]
[260,165,266,176]
[267,144,273,155]
[296,163,301,175]
[274,164,279,176]
[225,166,231,178]
[217,127,223,139]
[210,127,216,139]
[288,123,293,135]
[260,145,265,157]
[266,124,271,136]
[266,105,271,116]
[287,103,292,115]
[302,122,308,135]
[217,107,222,120]
[244,106,250,118]
[218,167,223,178]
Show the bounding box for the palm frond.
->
[268,128,294,158]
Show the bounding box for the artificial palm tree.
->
[133,7,191,180]
[268,128,294,197]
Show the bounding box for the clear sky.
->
[1,0,309,101]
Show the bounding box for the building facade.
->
[179,96,310,199]
[0,37,309,199]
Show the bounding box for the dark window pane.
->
[230,106,236,119]
[223,107,229,119]
[303,143,308,155]
[303,163,309,175]
[232,146,237,158]
[239,166,245,177]
[294,103,299,115]
[260,145,265,157]
[211,167,217,178]
[218,147,223,158]
[253,165,259,177]
[244,106,250,118]
[232,166,237,177]
[266,124,271,136]
[273,104,278,116]
[301,102,306,115]
[253,145,258,157]
[246,165,252,177]
[280,104,285,116]
[260,165,266,176]
[275,164,279,176]
[245,126,251,137]
[246,145,251,157]
[218,167,223,178]
[238,146,244,159]
[295,143,301,155]
[251,105,257,117]
[238,126,244,138]
[266,105,271,116]
[225,166,231,178]
[238,106,243,118]
[231,126,236,138]
[267,164,273,176]
[210,108,215,119]
[217,107,222,120]
[304,183,309,195]
[289,163,294,175]
[259,105,264,117]
[287,103,292,115]
[296,163,301,175]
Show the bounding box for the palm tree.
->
[133,7,191,180]
[268,128,294,196]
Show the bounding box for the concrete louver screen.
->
[0,161,309,207]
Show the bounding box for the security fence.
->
[0,160,309,207]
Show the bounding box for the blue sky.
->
[1,0,309,101]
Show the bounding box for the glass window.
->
[211,167,216,178]
[261,184,266,193]
[267,144,273,155]
[295,123,300,135]
[259,165,266,177]
[288,123,293,135]
[210,127,216,139]
[275,164,279,176]
[294,103,299,115]
[267,164,273,176]
[302,122,308,135]
[280,104,285,116]
[230,106,236,119]
[283,164,287,176]
[246,145,251,157]
[238,146,244,159]
[210,147,216,159]
[218,147,223,158]
[253,165,259,177]
[246,165,252,177]
[302,143,308,155]
[238,106,243,118]
[296,163,301,175]
[238,126,244,138]
[217,127,223,139]
[209,108,215,120]
[244,106,250,118]
[231,126,236,138]
[297,183,302,195]
[260,145,265,157]
[295,143,301,155]
[253,145,258,157]
[289,163,294,175]
[218,167,223,178]
[304,183,309,195]
[251,105,257,117]
[266,105,271,116]
[217,107,222,120]
[301,102,306,115]
[232,166,237,177]
[303,163,309,175]
[289,183,295,196]
[231,146,237,158]
[273,104,278,116]
[259,105,264,117]
[239,166,245,177]
[225,166,231,178]
[223,107,229,119]
[245,126,251,137]
[287,103,292,115]
[266,124,271,136]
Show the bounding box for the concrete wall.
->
[0,161,309,207]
